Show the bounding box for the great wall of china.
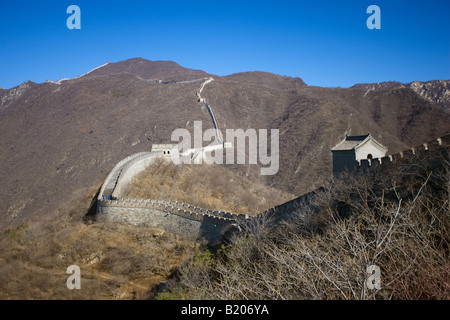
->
[97,78,245,242]
[96,77,450,242]
[352,135,450,172]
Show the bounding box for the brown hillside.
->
[200,77,450,195]
[0,58,449,226]
[123,158,294,215]
[85,58,209,82]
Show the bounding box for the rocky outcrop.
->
[352,80,450,112]
[408,80,450,111]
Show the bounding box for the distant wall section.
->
[111,153,160,198]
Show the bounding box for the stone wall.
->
[97,147,248,241]
[98,198,247,222]
[97,135,449,241]
[98,152,149,199]
[333,134,450,177]
[355,134,449,174]
[97,198,242,242]
[112,153,160,198]
[332,150,356,176]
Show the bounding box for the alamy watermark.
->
[66,265,81,289]
[366,264,381,290]
[170,121,279,176]
[66,5,380,31]
[366,5,381,30]
[67,5,81,30]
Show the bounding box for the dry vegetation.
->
[2,58,449,301]
[157,153,450,300]
[0,196,200,300]
[123,158,294,215]
[1,149,448,300]
[2,58,450,227]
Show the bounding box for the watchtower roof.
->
[151,143,174,150]
[331,133,387,152]
[345,134,370,141]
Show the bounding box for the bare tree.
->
[165,149,450,300]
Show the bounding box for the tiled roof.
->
[331,139,366,151]
[331,133,386,152]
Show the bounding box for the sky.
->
[0,0,449,89]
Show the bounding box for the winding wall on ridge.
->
[96,74,449,241]
[96,150,248,242]
[97,76,244,242]
[96,133,449,241]
[256,133,450,223]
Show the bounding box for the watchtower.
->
[151,144,174,157]
[331,133,387,177]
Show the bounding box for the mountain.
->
[0,58,449,226]
[82,58,208,81]
[352,80,450,112]
[223,71,306,90]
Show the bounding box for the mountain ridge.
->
[3,57,449,97]
[352,79,450,111]
[0,57,449,226]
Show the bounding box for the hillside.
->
[122,158,294,215]
[202,76,450,194]
[160,135,450,300]
[83,58,208,82]
[352,80,450,112]
[0,57,449,300]
[0,57,449,227]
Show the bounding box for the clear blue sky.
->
[0,0,449,89]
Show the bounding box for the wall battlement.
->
[98,134,449,242]
[97,147,249,241]
[98,197,248,223]
[356,134,449,172]
[256,133,450,224]
[333,134,450,176]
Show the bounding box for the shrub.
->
[164,151,450,300]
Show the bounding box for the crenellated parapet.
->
[353,134,450,174]
[97,197,248,224]
[98,133,449,241]
[96,148,250,241]
[259,134,450,225]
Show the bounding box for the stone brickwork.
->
[354,134,450,174]
[98,134,449,241]
[98,152,150,199]
[332,134,450,177]
[259,134,450,225]
[97,198,244,241]
[111,153,160,198]
[97,149,248,241]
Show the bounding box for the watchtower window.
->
[367,154,373,159]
